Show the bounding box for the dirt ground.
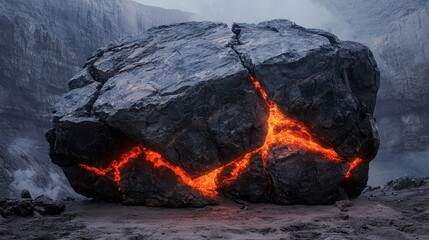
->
[1,180,428,240]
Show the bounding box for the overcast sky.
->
[133,0,347,34]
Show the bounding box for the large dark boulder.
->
[47,20,380,206]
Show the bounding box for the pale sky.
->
[132,0,348,35]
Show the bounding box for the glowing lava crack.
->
[80,75,364,198]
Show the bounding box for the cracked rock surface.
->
[47,20,380,206]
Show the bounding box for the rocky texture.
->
[32,195,66,216]
[0,192,65,217]
[0,199,34,217]
[317,0,429,184]
[20,190,31,199]
[383,175,427,191]
[232,21,379,160]
[47,20,380,206]
[0,0,189,198]
[335,200,354,212]
[1,176,428,239]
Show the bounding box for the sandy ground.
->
[1,181,428,240]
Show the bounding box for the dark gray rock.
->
[267,148,345,205]
[47,20,380,206]
[218,153,271,203]
[33,195,65,216]
[335,200,354,212]
[0,195,65,217]
[52,82,101,119]
[0,198,34,217]
[120,155,219,207]
[20,189,31,199]
[68,69,96,90]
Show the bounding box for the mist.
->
[133,0,348,35]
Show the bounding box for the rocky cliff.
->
[317,0,429,184]
[0,0,189,198]
[47,20,380,206]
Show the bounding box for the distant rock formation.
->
[0,0,189,198]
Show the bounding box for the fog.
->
[133,0,349,37]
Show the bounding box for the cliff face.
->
[0,0,189,198]
[317,0,429,184]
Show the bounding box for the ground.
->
[1,180,428,240]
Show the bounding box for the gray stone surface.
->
[48,20,380,206]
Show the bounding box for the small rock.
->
[0,198,34,217]
[61,196,75,202]
[338,213,349,220]
[335,200,354,212]
[33,195,65,216]
[0,227,9,235]
[21,189,32,199]
[240,205,249,210]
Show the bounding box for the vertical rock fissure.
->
[228,30,277,201]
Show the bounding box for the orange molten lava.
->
[80,75,364,197]
[248,75,344,167]
[345,158,363,180]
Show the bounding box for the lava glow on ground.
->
[80,75,363,198]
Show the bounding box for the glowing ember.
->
[80,75,364,197]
